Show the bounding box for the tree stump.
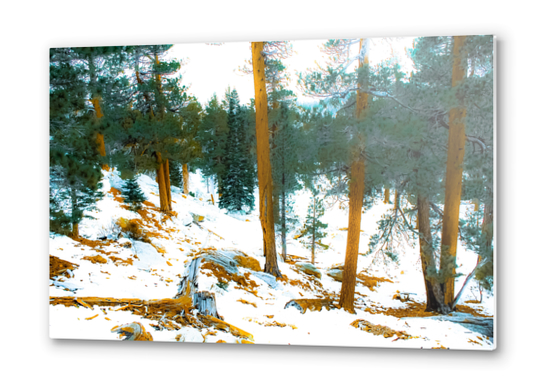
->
[175,256,222,319]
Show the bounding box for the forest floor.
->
[49,170,495,350]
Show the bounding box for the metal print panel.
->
[49,35,495,350]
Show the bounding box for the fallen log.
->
[111,322,153,341]
[50,296,192,319]
[200,315,253,341]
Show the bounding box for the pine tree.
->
[108,44,195,213]
[198,94,229,195]
[251,42,281,277]
[50,48,105,238]
[356,35,494,314]
[169,161,183,190]
[219,89,255,212]
[301,195,328,264]
[121,177,146,212]
[270,102,302,261]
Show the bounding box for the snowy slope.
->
[49,169,494,350]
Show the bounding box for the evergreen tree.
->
[197,94,229,196]
[121,177,146,212]
[219,89,255,212]
[50,48,105,238]
[270,102,302,261]
[169,161,184,190]
[107,44,196,212]
[301,194,328,265]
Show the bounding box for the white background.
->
[1,0,538,382]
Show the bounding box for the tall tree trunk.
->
[182,164,190,195]
[440,35,467,309]
[417,195,447,312]
[164,159,172,211]
[451,192,493,309]
[394,189,400,211]
[281,187,287,262]
[339,38,369,313]
[384,188,390,204]
[70,189,79,238]
[339,160,365,313]
[481,193,493,252]
[156,153,170,213]
[91,97,109,171]
[311,202,316,265]
[474,198,480,226]
[251,42,281,278]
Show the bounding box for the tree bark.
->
[182,163,190,195]
[164,159,172,211]
[311,201,316,265]
[156,152,170,213]
[70,188,79,238]
[281,188,287,262]
[417,194,447,312]
[91,97,109,171]
[440,35,467,309]
[251,42,281,278]
[339,38,369,313]
[339,160,365,313]
[384,188,390,204]
[481,193,494,252]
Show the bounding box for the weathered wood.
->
[200,315,253,341]
[50,296,192,318]
[193,291,220,318]
[175,255,223,319]
[111,322,153,341]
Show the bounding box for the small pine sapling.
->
[301,195,328,264]
[121,177,146,212]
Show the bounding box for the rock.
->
[179,212,193,226]
[284,298,336,314]
[131,240,167,269]
[252,271,279,289]
[296,263,322,279]
[191,213,205,223]
[327,268,343,282]
[422,313,494,338]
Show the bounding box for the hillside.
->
[49,170,494,350]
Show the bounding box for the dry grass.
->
[82,255,108,264]
[50,256,79,280]
[363,300,492,319]
[351,319,414,340]
[357,271,394,291]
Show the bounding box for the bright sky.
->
[168,37,416,106]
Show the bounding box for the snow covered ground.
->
[49,169,495,350]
